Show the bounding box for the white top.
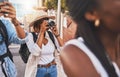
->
[25,32,60,64]
[64,37,120,77]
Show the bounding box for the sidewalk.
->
[9,44,20,56]
[9,44,20,48]
[9,44,26,77]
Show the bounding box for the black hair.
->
[66,0,118,77]
[33,17,49,30]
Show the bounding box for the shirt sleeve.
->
[25,33,42,56]
[1,18,26,44]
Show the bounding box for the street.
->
[9,44,26,77]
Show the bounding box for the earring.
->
[95,19,100,27]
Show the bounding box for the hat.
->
[29,15,55,27]
[33,6,48,11]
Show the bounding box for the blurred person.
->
[66,14,72,28]
[24,15,63,77]
[0,2,26,77]
[60,0,120,77]
[63,14,77,42]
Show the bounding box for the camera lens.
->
[48,21,55,27]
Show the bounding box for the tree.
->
[61,0,67,13]
[45,0,67,13]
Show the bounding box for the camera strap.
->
[47,31,58,52]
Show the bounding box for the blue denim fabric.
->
[0,17,26,77]
[36,65,57,77]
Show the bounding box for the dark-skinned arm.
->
[60,45,100,77]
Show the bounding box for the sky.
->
[9,0,37,7]
[10,0,37,10]
[7,0,38,18]
[9,0,35,3]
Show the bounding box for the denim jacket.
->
[0,17,26,77]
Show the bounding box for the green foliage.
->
[45,0,57,9]
[61,0,67,13]
[45,0,67,13]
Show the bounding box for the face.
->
[98,0,120,33]
[66,16,72,28]
[34,17,49,32]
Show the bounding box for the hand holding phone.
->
[0,0,9,12]
[0,1,16,19]
[0,1,9,14]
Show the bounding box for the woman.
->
[60,0,120,77]
[0,2,26,77]
[63,14,77,42]
[24,15,63,77]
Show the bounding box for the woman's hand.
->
[40,20,49,33]
[51,26,60,37]
[51,25,64,46]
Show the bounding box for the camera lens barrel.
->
[48,21,55,27]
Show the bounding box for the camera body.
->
[48,21,55,27]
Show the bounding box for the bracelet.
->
[55,34,60,37]
[14,22,20,26]
[12,18,20,26]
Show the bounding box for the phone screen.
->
[0,0,8,2]
[0,0,4,2]
[4,0,8,2]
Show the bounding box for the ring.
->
[5,13,8,16]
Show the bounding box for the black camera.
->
[48,21,55,27]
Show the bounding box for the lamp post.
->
[57,0,62,37]
[37,0,43,7]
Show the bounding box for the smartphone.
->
[0,0,4,2]
[0,0,9,14]
[0,0,8,2]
